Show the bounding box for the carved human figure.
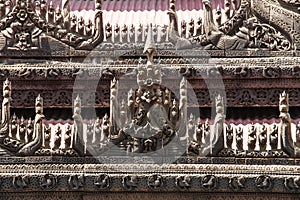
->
[188,19,194,38]
[0,79,11,138]
[48,1,55,23]
[64,124,72,149]
[215,5,222,26]
[236,126,244,150]
[121,24,128,43]
[181,20,187,38]
[25,118,33,143]
[86,120,94,145]
[85,20,93,36]
[93,118,101,145]
[71,95,84,156]
[195,17,203,36]
[53,125,62,150]
[226,124,234,149]
[195,118,203,144]
[55,7,63,28]
[11,114,18,138]
[119,99,127,127]
[128,24,135,43]
[258,124,268,151]
[128,89,135,121]
[247,124,256,151]
[279,92,294,157]
[211,95,225,156]
[170,99,178,128]
[269,123,279,150]
[137,24,143,42]
[19,117,26,142]
[114,24,120,43]
[101,114,110,138]
[77,16,84,35]
[70,14,77,32]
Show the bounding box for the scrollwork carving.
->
[122,175,138,191]
[40,174,56,189]
[229,176,245,190]
[284,177,300,191]
[68,175,84,190]
[175,176,191,190]
[12,175,29,189]
[201,175,218,190]
[148,174,163,189]
[94,174,110,190]
[255,175,272,191]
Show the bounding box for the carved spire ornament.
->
[143,24,156,65]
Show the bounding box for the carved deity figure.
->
[71,95,84,156]
[258,124,268,151]
[225,124,234,149]
[279,92,294,157]
[236,126,244,150]
[247,124,256,151]
[210,95,225,156]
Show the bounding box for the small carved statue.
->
[236,126,244,150]
[70,14,77,32]
[226,124,234,149]
[11,114,18,138]
[247,124,256,151]
[53,125,62,150]
[19,117,26,142]
[215,5,222,26]
[279,91,294,157]
[121,24,128,43]
[64,124,72,149]
[25,118,33,143]
[269,123,278,150]
[258,124,268,151]
[77,16,85,35]
[85,20,93,36]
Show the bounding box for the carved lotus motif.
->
[122,175,138,190]
[284,177,300,191]
[68,175,84,190]
[16,9,28,22]
[255,175,272,191]
[94,174,110,190]
[40,174,57,189]
[148,174,163,189]
[175,176,191,190]
[201,175,218,190]
[229,176,245,190]
[13,175,29,189]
